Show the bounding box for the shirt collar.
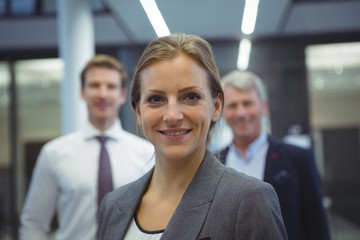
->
[81,119,124,141]
[230,131,267,160]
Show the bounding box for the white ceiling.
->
[102,0,360,96]
[1,0,359,49]
[102,0,360,44]
[1,0,359,95]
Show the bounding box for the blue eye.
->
[146,95,165,104]
[184,93,201,102]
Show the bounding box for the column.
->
[56,0,95,134]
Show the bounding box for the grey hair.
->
[221,70,267,102]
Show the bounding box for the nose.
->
[163,99,183,125]
[98,85,108,97]
[235,104,246,116]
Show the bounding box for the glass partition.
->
[306,42,360,239]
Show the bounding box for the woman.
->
[97,33,287,240]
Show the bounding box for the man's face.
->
[81,67,126,127]
[222,86,267,143]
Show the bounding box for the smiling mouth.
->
[160,129,191,136]
[96,102,108,109]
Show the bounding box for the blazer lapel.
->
[161,151,225,240]
[104,170,153,239]
[264,136,286,185]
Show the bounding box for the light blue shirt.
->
[226,132,269,180]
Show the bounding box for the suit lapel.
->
[161,151,225,240]
[264,136,284,184]
[105,170,153,239]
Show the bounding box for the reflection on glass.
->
[0,62,11,239]
[0,63,10,168]
[306,42,360,239]
[11,0,34,14]
[0,0,5,15]
[15,58,63,214]
[16,58,63,145]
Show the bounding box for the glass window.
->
[0,63,10,169]
[16,59,63,143]
[43,0,105,14]
[0,0,5,15]
[0,59,63,239]
[0,62,11,239]
[11,0,35,14]
[3,0,106,16]
[306,42,360,127]
[306,42,360,239]
[92,0,105,12]
[15,59,63,209]
[43,0,56,14]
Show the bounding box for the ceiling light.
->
[237,38,252,70]
[241,0,260,35]
[139,0,170,37]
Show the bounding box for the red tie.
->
[96,136,113,207]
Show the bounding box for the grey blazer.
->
[97,151,288,240]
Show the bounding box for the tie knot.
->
[96,135,108,144]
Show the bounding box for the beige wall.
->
[310,92,360,129]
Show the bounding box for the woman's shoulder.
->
[206,151,274,193]
[221,166,275,194]
[103,169,153,207]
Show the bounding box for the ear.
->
[80,88,85,100]
[211,94,223,122]
[261,101,269,117]
[135,105,142,125]
[118,88,127,105]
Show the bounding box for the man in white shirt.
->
[19,54,154,240]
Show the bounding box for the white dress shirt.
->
[20,120,154,240]
[226,132,269,180]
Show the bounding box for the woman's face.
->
[136,53,221,161]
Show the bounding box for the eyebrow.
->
[145,86,205,95]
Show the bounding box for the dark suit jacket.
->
[98,151,287,240]
[217,136,330,240]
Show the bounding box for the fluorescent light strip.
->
[237,38,252,70]
[139,0,170,37]
[241,0,259,35]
